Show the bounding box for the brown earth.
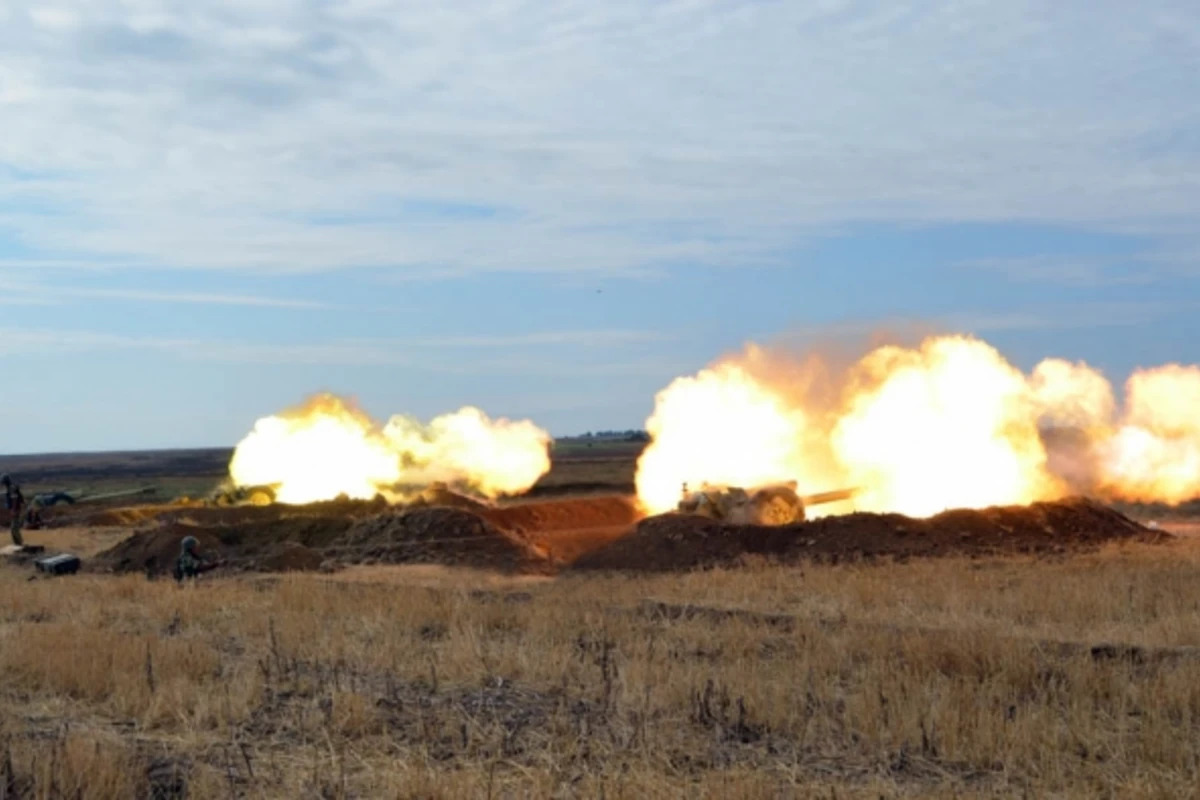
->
[329,507,550,574]
[94,501,554,577]
[259,541,329,572]
[481,495,639,534]
[72,491,627,531]
[96,523,225,575]
[95,515,357,576]
[26,496,390,530]
[530,525,634,565]
[572,497,1167,573]
[91,493,1168,579]
[67,504,182,527]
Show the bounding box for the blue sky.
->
[1,1,1199,453]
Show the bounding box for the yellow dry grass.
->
[2,533,1200,798]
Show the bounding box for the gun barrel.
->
[74,486,158,504]
[799,487,859,506]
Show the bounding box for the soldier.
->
[173,535,211,582]
[2,474,25,547]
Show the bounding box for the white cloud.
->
[1,278,332,308]
[70,287,329,308]
[27,7,79,30]
[0,1,1198,275]
[0,326,679,372]
[26,285,330,308]
[0,329,405,365]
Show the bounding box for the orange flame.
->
[634,362,832,516]
[229,393,552,504]
[1098,365,1200,504]
[829,336,1062,517]
[636,334,1200,517]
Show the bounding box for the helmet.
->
[0,475,9,486]
[181,535,199,552]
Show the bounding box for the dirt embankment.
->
[69,505,182,528]
[482,496,638,535]
[37,495,392,530]
[329,507,551,573]
[97,514,358,576]
[572,497,1165,573]
[95,502,558,578]
[92,493,1168,578]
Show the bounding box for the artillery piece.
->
[21,485,159,530]
[204,481,278,507]
[677,481,857,525]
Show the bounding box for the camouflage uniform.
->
[174,535,205,582]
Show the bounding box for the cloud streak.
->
[961,256,1159,287]
[0,326,682,374]
[72,287,328,308]
[3,281,332,309]
[0,1,1197,275]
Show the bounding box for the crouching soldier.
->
[174,535,220,582]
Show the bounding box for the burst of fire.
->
[1097,365,1200,504]
[636,334,1200,517]
[228,393,552,504]
[635,362,830,516]
[829,337,1062,517]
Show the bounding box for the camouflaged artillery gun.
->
[23,485,159,530]
[3,483,157,562]
[204,480,278,507]
[677,481,858,525]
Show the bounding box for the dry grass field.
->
[5,534,1200,797]
[2,445,1200,797]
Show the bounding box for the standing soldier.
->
[2,475,25,547]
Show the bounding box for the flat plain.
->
[1,442,1199,798]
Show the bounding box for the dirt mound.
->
[73,505,177,527]
[35,495,390,530]
[48,492,633,542]
[407,484,494,513]
[329,507,550,574]
[97,523,229,575]
[96,514,356,575]
[519,481,637,498]
[572,497,1165,573]
[483,495,639,535]
[96,503,550,577]
[159,496,389,527]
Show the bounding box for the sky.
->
[1,0,1200,453]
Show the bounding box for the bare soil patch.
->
[482,495,638,534]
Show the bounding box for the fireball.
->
[228,395,397,504]
[383,407,553,497]
[830,336,1062,517]
[1099,365,1200,503]
[635,333,1200,518]
[634,363,827,515]
[229,394,551,504]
